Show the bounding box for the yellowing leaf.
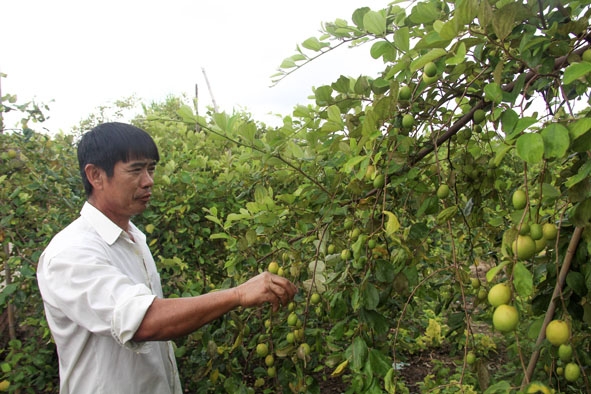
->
[331,359,349,377]
[383,210,400,236]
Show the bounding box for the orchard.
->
[2,1,591,393]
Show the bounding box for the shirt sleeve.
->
[38,242,156,351]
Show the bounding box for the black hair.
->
[77,122,160,197]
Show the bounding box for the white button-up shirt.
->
[37,202,182,394]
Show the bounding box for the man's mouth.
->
[137,193,152,202]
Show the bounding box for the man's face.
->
[95,157,157,225]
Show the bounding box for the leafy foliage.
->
[2,0,591,393]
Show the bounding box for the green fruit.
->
[287,312,298,327]
[424,61,437,77]
[267,366,277,377]
[268,261,279,274]
[341,249,351,260]
[286,332,295,343]
[518,222,530,235]
[512,235,536,260]
[422,72,438,84]
[265,354,275,367]
[365,164,376,180]
[437,184,450,199]
[564,362,581,382]
[373,174,385,188]
[512,189,527,210]
[529,223,543,240]
[7,149,17,159]
[327,244,335,254]
[470,278,481,289]
[488,283,512,307]
[477,288,488,301]
[545,320,569,346]
[344,218,354,230]
[310,293,321,305]
[367,239,377,249]
[256,343,269,357]
[492,304,519,332]
[402,113,414,128]
[542,222,557,240]
[583,49,591,62]
[466,351,476,365]
[558,344,573,362]
[535,237,547,253]
[473,109,486,124]
[399,85,412,100]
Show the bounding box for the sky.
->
[2,0,388,133]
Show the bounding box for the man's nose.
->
[140,169,154,187]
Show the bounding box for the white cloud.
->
[1,1,387,132]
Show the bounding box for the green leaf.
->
[446,42,466,65]
[455,0,478,26]
[493,144,514,167]
[563,62,591,85]
[541,123,570,159]
[501,109,519,135]
[415,31,451,50]
[483,381,512,394]
[370,41,396,60]
[368,348,393,377]
[566,271,587,297]
[572,198,591,227]
[363,10,387,36]
[565,160,591,188]
[439,19,460,40]
[343,155,367,174]
[410,48,447,72]
[516,133,544,164]
[486,261,509,283]
[513,262,533,297]
[394,27,409,52]
[177,105,196,123]
[327,105,343,125]
[492,4,516,40]
[409,2,440,24]
[349,336,369,371]
[477,0,494,27]
[362,283,380,310]
[484,83,503,104]
[569,117,591,140]
[301,37,328,52]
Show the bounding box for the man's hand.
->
[236,272,298,312]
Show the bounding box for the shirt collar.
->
[80,202,127,245]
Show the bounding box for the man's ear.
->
[85,164,105,191]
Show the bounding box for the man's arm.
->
[133,271,297,341]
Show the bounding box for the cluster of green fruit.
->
[394,61,440,131]
[510,189,557,260]
[487,283,519,333]
[253,263,320,379]
[545,321,581,383]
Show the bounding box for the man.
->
[37,122,297,393]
